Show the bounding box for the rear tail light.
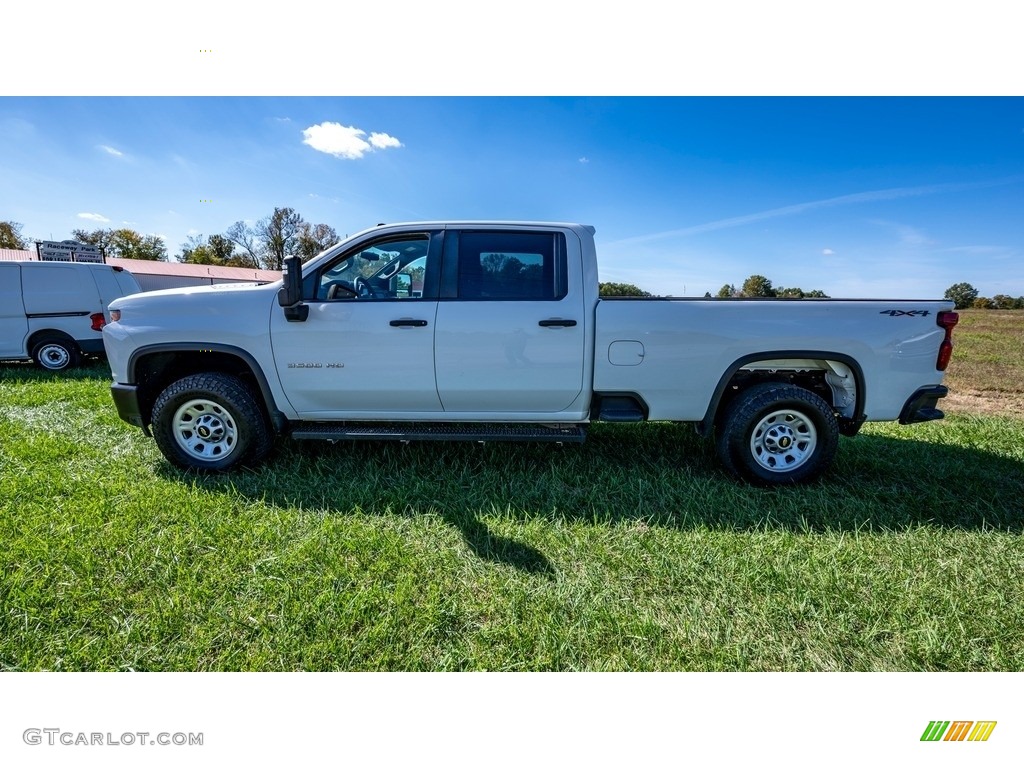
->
[936,311,958,371]
[90,312,107,332]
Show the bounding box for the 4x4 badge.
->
[880,309,931,317]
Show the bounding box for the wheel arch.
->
[27,328,78,353]
[127,343,287,433]
[697,350,866,437]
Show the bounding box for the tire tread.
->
[715,382,839,485]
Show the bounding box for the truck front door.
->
[270,232,443,417]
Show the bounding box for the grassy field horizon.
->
[1,310,1021,671]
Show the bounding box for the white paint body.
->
[103,222,953,426]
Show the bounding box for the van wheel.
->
[715,383,839,485]
[151,373,272,472]
[32,337,80,372]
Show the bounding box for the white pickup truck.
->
[102,221,958,485]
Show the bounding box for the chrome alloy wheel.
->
[749,408,818,472]
[172,398,238,462]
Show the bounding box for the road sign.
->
[35,240,104,263]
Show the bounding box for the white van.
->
[0,261,142,371]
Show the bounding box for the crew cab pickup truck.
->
[102,221,958,485]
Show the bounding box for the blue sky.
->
[2,97,1021,299]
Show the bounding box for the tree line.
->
[944,282,1024,311]
[0,208,338,271]
[715,274,829,299]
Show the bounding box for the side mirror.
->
[277,256,309,322]
[392,272,412,298]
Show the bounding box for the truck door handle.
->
[538,319,577,328]
[389,319,428,327]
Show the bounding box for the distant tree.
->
[207,234,242,265]
[108,228,166,260]
[179,234,207,263]
[776,286,805,298]
[972,297,993,309]
[257,207,305,270]
[71,228,115,258]
[181,233,241,266]
[720,277,828,299]
[944,282,979,309]
[0,220,28,249]
[741,274,776,298]
[1015,296,1024,310]
[224,220,262,269]
[296,222,339,261]
[992,294,1015,310]
[72,227,165,260]
[599,282,652,297]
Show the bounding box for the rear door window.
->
[456,232,567,300]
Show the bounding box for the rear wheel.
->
[151,373,272,472]
[716,383,839,485]
[31,336,80,372]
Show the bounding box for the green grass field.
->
[1,315,1022,671]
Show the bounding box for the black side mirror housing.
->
[278,255,309,322]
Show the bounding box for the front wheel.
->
[151,373,272,472]
[715,383,839,485]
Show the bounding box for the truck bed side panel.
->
[594,299,951,422]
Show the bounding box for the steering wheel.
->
[326,279,366,300]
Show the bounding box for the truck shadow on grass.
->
[170,420,1024,574]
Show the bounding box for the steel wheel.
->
[32,337,80,372]
[715,382,839,485]
[151,373,273,472]
[749,408,818,472]
[171,398,239,462]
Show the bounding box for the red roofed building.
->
[0,249,281,291]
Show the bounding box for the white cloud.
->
[368,132,402,150]
[98,144,123,157]
[822,248,835,255]
[77,212,110,223]
[302,122,403,159]
[579,157,590,164]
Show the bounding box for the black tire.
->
[31,336,80,372]
[715,383,839,486]
[151,373,273,472]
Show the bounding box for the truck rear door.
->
[432,228,586,414]
[0,263,28,358]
